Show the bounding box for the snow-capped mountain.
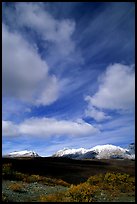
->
[4,150,40,158]
[128,143,135,155]
[90,144,134,159]
[53,144,135,160]
[52,147,88,158]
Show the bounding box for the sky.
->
[2,2,135,156]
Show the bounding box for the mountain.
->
[52,147,88,158]
[3,150,40,158]
[53,144,135,160]
[128,143,135,155]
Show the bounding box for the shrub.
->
[49,178,70,187]
[14,172,26,181]
[68,182,99,202]
[8,183,26,193]
[22,174,70,186]
[40,183,100,202]
[23,174,42,183]
[2,163,13,179]
[2,164,27,181]
[85,172,135,201]
[87,174,103,185]
[2,163,70,187]
[38,177,70,187]
[2,163,12,173]
[103,172,135,193]
[39,192,69,202]
[87,172,135,193]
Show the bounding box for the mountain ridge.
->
[52,143,135,160]
[3,150,40,158]
[3,143,135,159]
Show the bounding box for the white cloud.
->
[2,121,19,136]
[2,117,99,137]
[15,2,75,57]
[85,63,135,111]
[35,76,59,106]
[2,23,60,105]
[85,105,111,121]
[2,2,77,106]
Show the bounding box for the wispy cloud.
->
[76,2,135,64]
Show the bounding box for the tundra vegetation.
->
[2,161,135,202]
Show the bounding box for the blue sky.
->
[2,2,135,156]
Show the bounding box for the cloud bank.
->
[2,118,99,137]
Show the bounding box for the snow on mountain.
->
[53,144,135,160]
[90,144,129,159]
[3,143,135,159]
[53,147,88,157]
[4,150,40,158]
[128,143,135,155]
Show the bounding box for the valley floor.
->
[2,157,135,202]
[2,179,135,202]
[2,180,68,202]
